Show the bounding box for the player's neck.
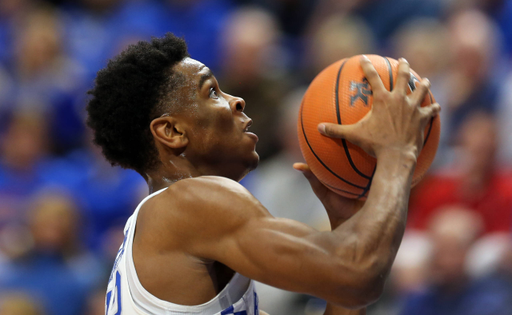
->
[144,156,249,193]
[144,157,201,193]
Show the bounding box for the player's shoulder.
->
[157,175,263,217]
[144,176,268,243]
[165,175,251,199]
[169,175,246,191]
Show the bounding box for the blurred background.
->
[0,0,511,314]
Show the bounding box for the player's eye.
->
[209,88,219,99]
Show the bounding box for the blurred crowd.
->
[0,0,512,314]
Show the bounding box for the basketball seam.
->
[358,166,376,199]
[336,60,372,180]
[355,57,395,199]
[300,97,367,190]
[423,91,434,146]
[322,181,362,196]
[384,57,394,91]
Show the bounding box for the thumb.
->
[318,123,359,142]
[293,163,328,198]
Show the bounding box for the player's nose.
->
[228,94,246,113]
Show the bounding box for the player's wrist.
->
[375,147,417,169]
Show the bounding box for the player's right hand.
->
[317,56,440,161]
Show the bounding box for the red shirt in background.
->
[408,171,512,234]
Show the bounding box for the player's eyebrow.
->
[198,69,214,91]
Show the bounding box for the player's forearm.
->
[324,303,366,315]
[332,150,416,299]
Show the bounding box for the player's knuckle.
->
[399,67,410,78]
[417,83,428,92]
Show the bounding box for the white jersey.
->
[106,187,259,315]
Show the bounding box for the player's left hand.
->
[294,163,365,229]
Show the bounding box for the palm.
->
[294,163,365,228]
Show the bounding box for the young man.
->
[87,34,440,315]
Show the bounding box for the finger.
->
[318,123,359,141]
[360,55,386,93]
[293,163,328,197]
[410,78,431,107]
[394,58,411,95]
[420,102,441,118]
[293,162,310,173]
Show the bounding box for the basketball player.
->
[87,34,440,315]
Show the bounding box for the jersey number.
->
[106,271,122,315]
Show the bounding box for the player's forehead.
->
[173,57,213,85]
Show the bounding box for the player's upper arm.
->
[159,176,379,306]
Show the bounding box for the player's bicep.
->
[209,216,342,296]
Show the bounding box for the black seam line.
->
[358,165,376,199]
[335,59,372,180]
[300,99,367,190]
[334,59,347,124]
[323,182,362,196]
[423,90,435,146]
[384,57,393,91]
[340,140,371,179]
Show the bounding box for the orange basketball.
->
[298,55,440,199]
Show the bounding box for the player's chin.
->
[236,152,259,181]
[247,150,259,171]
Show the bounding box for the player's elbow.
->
[329,274,385,308]
[329,255,387,308]
[338,274,385,308]
[355,271,386,306]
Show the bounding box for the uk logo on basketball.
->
[349,78,372,107]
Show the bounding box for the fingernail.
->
[424,78,431,88]
[318,123,326,134]
[400,57,409,64]
[361,55,370,61]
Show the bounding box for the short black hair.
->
[86,33,189,174]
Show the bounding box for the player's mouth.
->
[243,120,258,142]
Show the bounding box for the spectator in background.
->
[400,208,512,315]
[0,0,34,66]
[149,0,234,72]
[60,0,131,80]
[28,192,105,291]
[307,0,441,49]
[0,293,44,315]
[0,111,49,235]
[66,0,235,76]
[391,18,451,168]
[6,6,86,153]
[442,10,502,137]
[304,14,375,82]
[443,0,512,57]
[219,7,290,161]
[0,111,145,255]
[496,62,512,165]
[408,111,512,234]
[0,192,92,315]
[232,0,316,39]
[84,288,105,315]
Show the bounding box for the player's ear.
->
[150,116,188,150]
